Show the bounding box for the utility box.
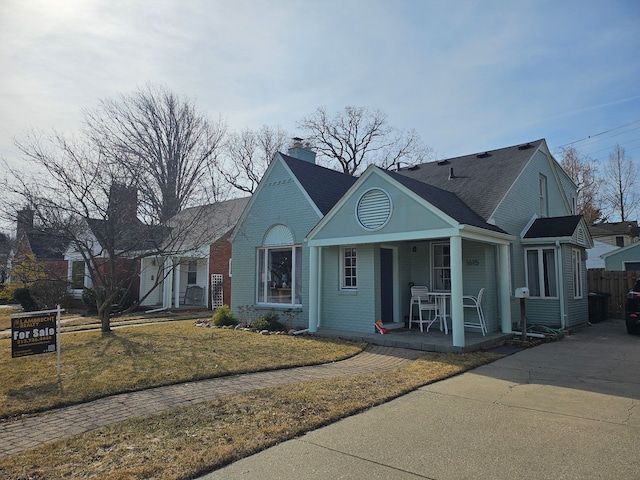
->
[515,287,529,298]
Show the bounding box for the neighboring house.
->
[0,233,10,284]
[600,241,640,271]
[8,208,68,283]
[588,221,639,248]
[231,138,592,348]
[586,240,618,269]
[139,197,249,310]
[64,185,162,305]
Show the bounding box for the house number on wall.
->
[466,259,480,266]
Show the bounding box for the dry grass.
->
[0,306,21,331]
[0,320,363,418]
[0,351,501,479]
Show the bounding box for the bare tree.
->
[3,93,225,332]
[219,125,290,194]
[600,143,638,222]
[83,84,227,223]
[558,146,602,224]
[297,106,433,175]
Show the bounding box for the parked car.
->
[625,280,640,335]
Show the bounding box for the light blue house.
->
[230,138,592,349]
[601,241,640,271]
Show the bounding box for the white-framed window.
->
[432,243,451,291]
[572,249,583,299]
[257,245,302,305]
[525,247,557,298]
[71,260,86,290]
[341,246,357,289]
[187,260,197,284]
[539,174,548,217]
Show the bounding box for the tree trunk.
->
[99,304,112,333]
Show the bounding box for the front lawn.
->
[0,349,502,479]
[0,320,363,419]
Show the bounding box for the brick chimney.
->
[16,207,34,241]
[287,137,316,163]
[107,184,138,223]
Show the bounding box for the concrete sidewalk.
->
[204,320,640,479]
[0,345,423,458]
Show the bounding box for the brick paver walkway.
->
[0,345,423,458]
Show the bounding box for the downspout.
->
[556,241,566,329]
[308,246,319,332]
[317,247,322,329]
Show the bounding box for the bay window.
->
[572,249,583,299]
[526,247,557,297]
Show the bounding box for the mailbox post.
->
[515,287,529,343]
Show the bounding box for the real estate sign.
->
[11,310,58,358]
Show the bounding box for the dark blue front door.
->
[380,248,393,323]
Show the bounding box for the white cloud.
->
[0,0,638,166]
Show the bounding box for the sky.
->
[0,0,639,174]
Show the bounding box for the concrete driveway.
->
[203,319,639,479]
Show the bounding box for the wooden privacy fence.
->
[587,269,639,320]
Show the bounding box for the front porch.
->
[312,326,513,353]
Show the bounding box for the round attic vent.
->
[356,188,392,230]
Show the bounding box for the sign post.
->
[11,306,64,381]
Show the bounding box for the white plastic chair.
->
[463,288,487,336]
[409,286,439,332]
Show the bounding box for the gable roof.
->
[395,139,545,221]
[381,169,507,234]
[600,239,640,260]
[167,197,250,251]
[523,215,584,238]
[280,154,357,215]
[23,232,68,260]
[589,221,640,238]
[522,215,592,249]
[86,218,170,253]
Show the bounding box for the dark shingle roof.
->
[86,219,170,252]
[396,139,545,221]
[589,221,640,238]
[25,232,68,259]
[523,215,583,238]
[383,170,507,234]
[281,154,357,215]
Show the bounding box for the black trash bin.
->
[588,292,610,323]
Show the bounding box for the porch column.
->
[450,235,464,347]
[162,258,173,309]
[308,246,319,332]
[174,259,181,308]
[498,244,512,333]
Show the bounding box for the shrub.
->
[253,312,285,332]
[211,305,238,326]
[14,288,38,311]
[29,280,68,310]
[82,288,98,314]
[82,287,134,315]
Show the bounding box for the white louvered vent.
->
[264,224,294,246]
[356,188,392,230]
[576,226,586,245]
